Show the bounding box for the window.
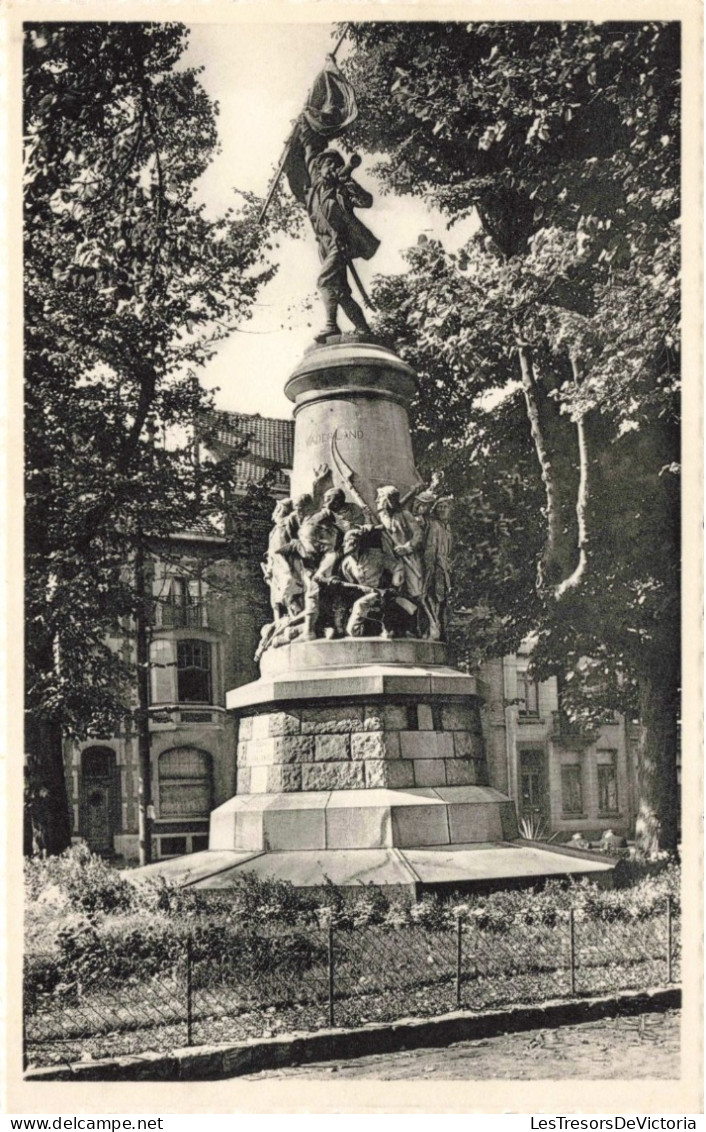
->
[597,750,619,813]
[561,765,583,815]
[150,639,174,704]
[82,747,115,778]
[166,577,189,628]
[158,747,213,818]
[150,638,216,706]
[516,670,539,716]
[157,833,210,859]
[177,640,212,704]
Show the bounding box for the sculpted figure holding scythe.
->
[258,38,380,343]
[330,430,425,632]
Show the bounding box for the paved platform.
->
[130,840,614,892]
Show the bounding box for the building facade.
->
[64,413,290,863]
[64,412,640,861]
[481,643,638,842]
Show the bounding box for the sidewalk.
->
[24,986,679,1082]
[241,1008,680,1080]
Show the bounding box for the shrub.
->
[612,852,680,890]
[55,912,182,989]
[24,846,680,1005]
[198,872,319,927]
[191,924,327,987]
[24,952,64,1005]
[408,894,451,932]
[25,844,141,916]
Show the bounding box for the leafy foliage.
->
[25,842,140,914]
[339,21,680,850]
[24,23,288,851]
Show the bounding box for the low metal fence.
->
[24,896,680,1069]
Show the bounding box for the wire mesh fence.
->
[24,897,680,1070]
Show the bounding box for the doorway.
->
[81,747,119,855]
[519,748,549,824]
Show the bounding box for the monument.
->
[200,50,613,891]
[141,44,613,890]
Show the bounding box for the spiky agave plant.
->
[518,815,559,843]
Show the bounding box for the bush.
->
[55,912,182,990]
[612,852,680,889]
[190,922,327,986]
[24,952,64,1005]
[24,845,680,1003]
[25,844,142,916]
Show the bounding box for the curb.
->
[25,985,680,1082]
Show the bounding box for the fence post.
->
[666,895,673,983]
[327,922,335,1028]
[186,932,193,1047]
[455,917,463,1008]
[569,909,577,996]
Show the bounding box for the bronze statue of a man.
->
[304,147,379,342]
[268,51,380,342]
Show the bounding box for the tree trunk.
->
[517,343,578,588]
[555,355,589,597]
[24,715,72,856]
[634,665,680,854]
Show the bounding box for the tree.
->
[341,21,680,851]
[24,23,287,853]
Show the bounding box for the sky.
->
[182,23,478,420]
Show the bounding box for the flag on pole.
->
[284,58,359,205]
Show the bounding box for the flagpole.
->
[346,256,376,312]
[257,29,348,226]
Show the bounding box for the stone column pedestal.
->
[285,339,419,508]
[134,339,615,891]
[211,339,521,879]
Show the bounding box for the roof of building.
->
[209,411,294,472]
[154,411,293,545]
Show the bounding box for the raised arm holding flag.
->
[259,39,380,343]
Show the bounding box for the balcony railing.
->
[551,711,598,746]
[157,601,208,630]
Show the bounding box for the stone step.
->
[209,786,519,852]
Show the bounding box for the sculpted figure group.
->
[258,465,452,660]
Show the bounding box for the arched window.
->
[158,747,213,818]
